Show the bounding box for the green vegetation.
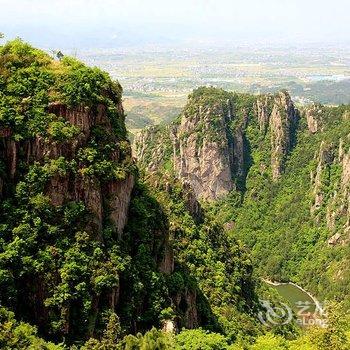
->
[229,106,350,305]
[2,40,350,350]
[0,39,125,141]
[0,307,62,349]
[135,86,350,349]
[0,41,265,348]
[0,40,133,343]
[175,329,232,349]
[146,176,261,340]
[172,87,350,307]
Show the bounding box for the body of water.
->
[268,282,317,314]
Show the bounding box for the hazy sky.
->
[1,0,349,48]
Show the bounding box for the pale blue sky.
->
[0,0,349,48]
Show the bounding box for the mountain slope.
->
[0,41,263,346]
[0,39,135,341]
[135,86,350,306]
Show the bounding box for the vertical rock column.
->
[270,91,299,181]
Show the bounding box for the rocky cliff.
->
[172,92,235,200]
[269,91,299,180]
[1,103,134,237]
[135,88,299,200]
[311,136,350,246]
[0,41,141,340]
[304,103,324,134]
[135,85,350,305]
[0,41,258,344]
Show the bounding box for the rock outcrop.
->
[311,138,350,245]
[256,95,273,134]
[135,94,237,201]
[0,88,137,338]
[1,101,134,238]
[172,100,235,201]
[232,114,248,183]
[327,144,350,242]
[135,88,300,200]
[305,104,323,134]
[310,141,335,216]
[0,45,260,343]
[270,91,299,181]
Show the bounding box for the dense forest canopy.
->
[1,40,350,350]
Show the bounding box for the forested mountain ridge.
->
[0,39,136,340]
[135,87,299,200]
[135,86,350,307]
[2,40,350,349]
[0,40,267,348]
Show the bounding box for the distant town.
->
[76,45,350,135]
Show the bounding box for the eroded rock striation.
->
[269,91,299,180]
[172,98,235,201]
[304,103,324,134]
[135,89,237,201]
[1,101,134,237]
[135,88,299,200]
[309,135,350,246]
[2,44,254,342]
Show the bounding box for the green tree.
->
[176,329,231,350]
[0,307,63,350]
[250,333,286,350]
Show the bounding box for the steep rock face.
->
[158,236,175,275]
[182,181,204,223]
[310,137,350,245]
[1,44,260,343]
[0,102,134,238]
[172,101,234,201]
[256,95,273,134]
[0,41,141,338]
[135,97,236,201]
[326,143,350,244]
[107,175,135,238]
[135,89,300,202]
[173,289,199,329]
[310,141,335,216]
[232,114,248,183]
[135,89,302,204]
[0,98,137,338]
[270,91,299,181]
[304,104,323,134]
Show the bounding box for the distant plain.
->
[78,45,350,136]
